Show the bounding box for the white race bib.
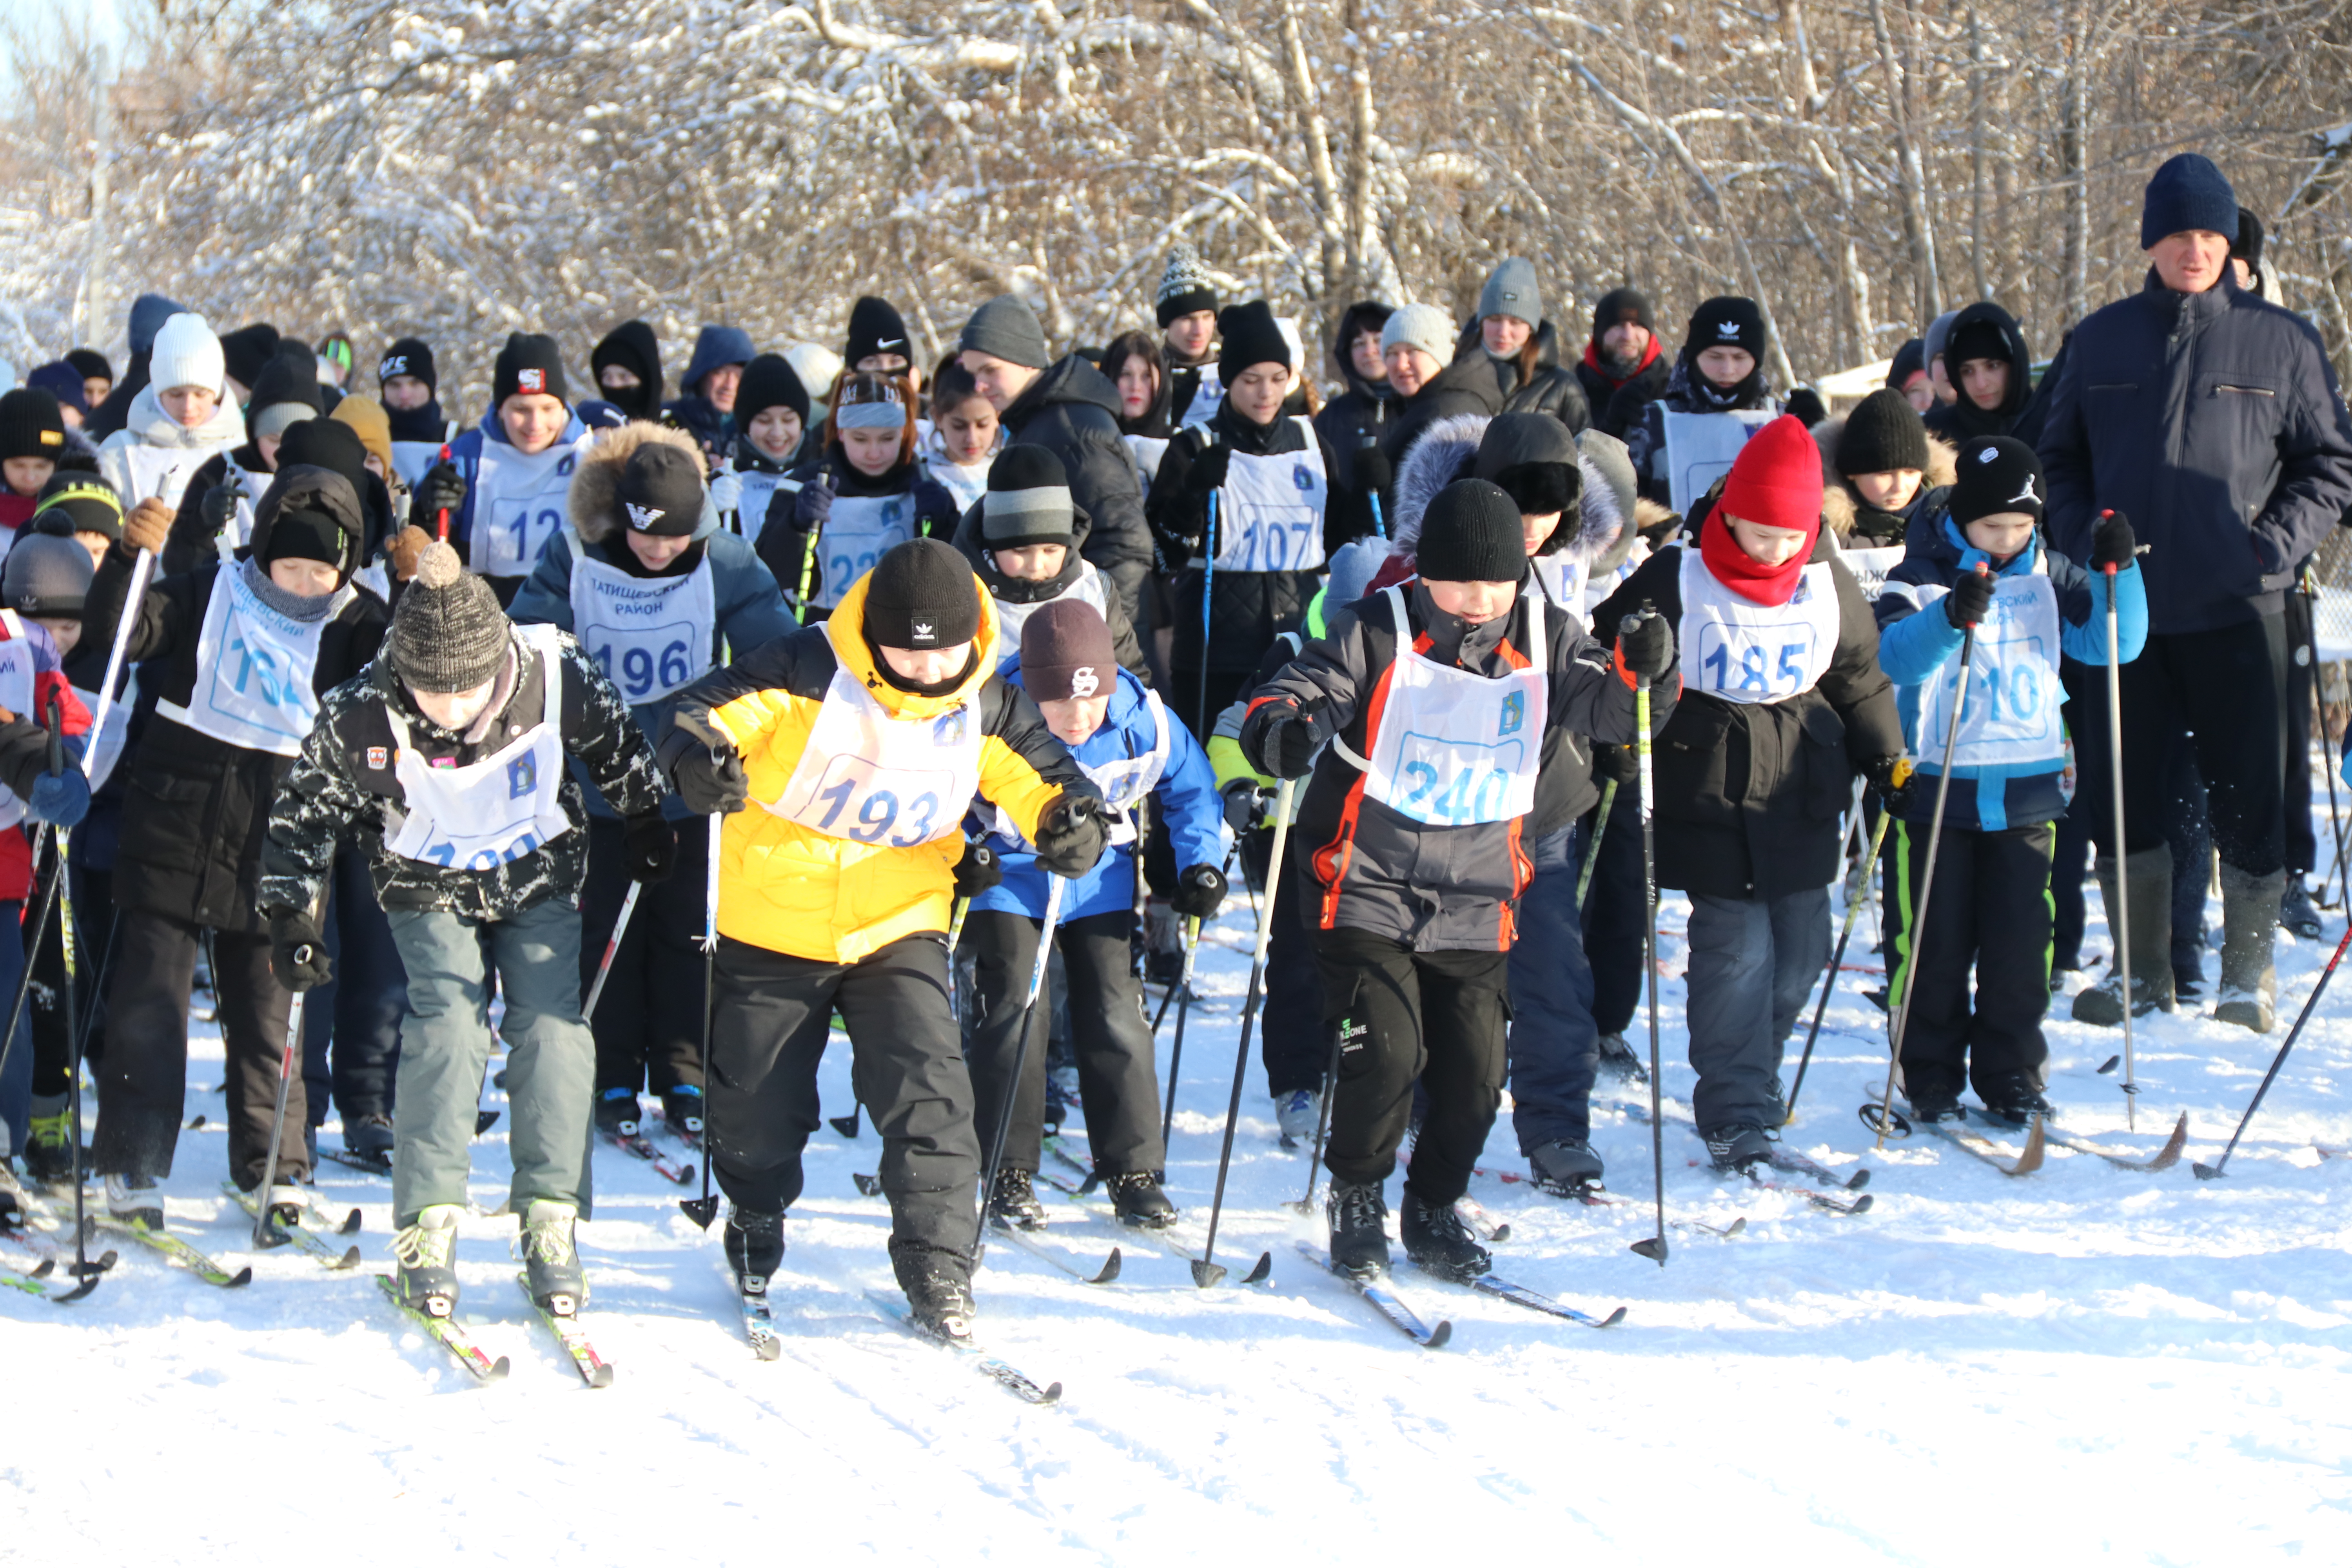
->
[1840,540,1907,602]
[1357,585,1547,827]
[1211,422,1327,574]
[155,570,352,756]
[116,444,223,510]
[1122,434,1170,492]
[730,468,789,538]
[470,437,585,578]
[71,672,134,793]
[566,536,715,704]
[1661,409,1776,517]
[994,683,1169,849]
[757,660,983,848]
[1914,572,2065,771]
[390,437,448,493]
[814,492,918,610]
[1678,550,1839,706]
[382,626,572,869]
[1531,552,1591,628]
[0,616,38,828]
[991,565,1111,674]
[1178,364,1227,429]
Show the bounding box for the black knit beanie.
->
[33,473,122,541]
[1590,287,1654,346]
[494,332,568,406]
[1949,436,2045,527]
[1684,296,1766,363]
[615,443,706,537]
[65,348,111,387]
[263,507,350,571]
[862,538,982,650]
[1416,480,1528,584]
[219,323,281,392]
[377,338,437,395]
[737,354,809,424]
[390,541,512,693]
[844,297,912,368]
[1216,301,1293,387]
[0,389,67,465]
[1835,388,1930,477]
[277,419,372,507]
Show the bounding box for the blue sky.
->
[0,0,124,72]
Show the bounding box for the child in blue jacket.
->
[1873,436,2145,1125]
[963,597,1225,1229]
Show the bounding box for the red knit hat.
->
[1717,414,1824,537]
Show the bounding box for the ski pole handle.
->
[44,690,62,778]
[435,442,453,543]
[84,547,154,779]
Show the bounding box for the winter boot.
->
[724,1206,786,1293]
[1325,1178,1390,1276]
[1274,1087,1321,1145]
[519,1198,587,1314]
[986,1167,1047,1230]
[1143,896,1184,987]
[104,1173,163,1230]
[595,1088,641,1137]
[1106,1171,1177,1229]
[1595,1032,1648,1083]
[662,1085,705,1140]
[1702,1123,1773,1174]
[2215,864,2286,1032]
[1526,1137,1605,1198]
[392,1203,461,1316]
[2072,849,2175,1025]
[345,1110,395,1159]
[890,1240,977,1341]
[1400,1191,1492,1283]
[23,1092,72,1185]
[2281,875,2325,941]
[1972,1071,2053,1129]
[1902,1075,1965,1125]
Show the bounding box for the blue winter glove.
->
[794,471,835,532]
[28,767,88,828]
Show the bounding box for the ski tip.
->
[1241,1250,1274,1287]
[335,1246,362,1270]
[755,1339,782,1362]
[1039,1381,1065,1405]
[2097,1054,2121,1075]
[1425,1320,1453,1350]
[2191,1161,2224,1181]
[1845,1169,1872,1191]
[484,1356,512,1383]
[1189,1258,1228,1289]
[588,1364,617,1390]
[1598,1305,1629,1328]
[677,1196,720,1229]
[675,1163,699,1188]
[1724,1217,1747,1237]
[30,1257,53,1279]
[1848,1193,1876,1214]
[184,1114,206,1130]
[226,1266,254,1288]
[851,1173,882,1197]
[1629,1236,1669,1267]
[337,1207,363,1235]
[1091,1249,1123,1286]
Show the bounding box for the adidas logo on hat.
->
[626,503,664,531]
[1717,319,1743,338]
[911,617,936,646]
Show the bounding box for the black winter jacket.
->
[1452,320,1591,433]
[1001,356,1154,572]
[1576,342,1671,439]
[950,499,1150,681]
[2038,270,2352,633]
[753,452,963,618]
[1590,531,1903,900]
[1381,353,1505,465]
[1922,301,2034,444]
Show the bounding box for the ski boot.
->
[1325,1178,1390,1276]
[519,1198,586,1314]
[1972,1073,2053,1129]
[1143,896,1184,987]
[23,1093,73,1186]
[1274,1087,1321,1145]
[392,1203,462,1316]
[1702,1123,1773,1174]
[724,1206,786,1294]
[662,1085,704,1141]
[2281,875,2325,941]
[891,1240,977,1341]
[1595,1033,1648,1083]
[1106,1172,1177,1229]
[1400,1191,1491,1283]
[1905,1081,1965,1125]
[595,1088,641,1137]
[345,1111,395,1160]
[266,1183,307,1230]
[1526,1137,1605,1198]
[105,1173,164,1230]
[987,1167,1047,1230]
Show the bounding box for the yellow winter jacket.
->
[673,570,1085,964]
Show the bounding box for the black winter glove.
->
[1615,603,1674,684]
[2092,510,2137,572]
[1170,862,1229,920]
[671,742,749,817]
[1181,443,1232,501]
[1221,779,1270,835]
[1033,788,1112,878]
[1353,440,1394,498]
[1864,755,1915,815]
[416,462,467,524]
[1252,699,1325,780]
[953,840,1002,898]
[795,470,835,532]
[1594,743,1641,788]
[1944,568,1996,629]
[200,482,238,539]
[269,909,332,993]
[622,811,677,882]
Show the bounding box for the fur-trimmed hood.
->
[1812,410,1958,539]
[568,419,721,544]
[1390,410,1633,572]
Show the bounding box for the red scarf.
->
[1696,505,1814,608]
[1579,334,1664,391]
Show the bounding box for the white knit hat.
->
[149,313,225,396]
[1380,303,1455,365]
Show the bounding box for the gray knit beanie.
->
[1380,303,1455,365]
[1477,258,1543,328]
[959,295,1051,371]
[389,541,511,693]
[2,530,92,618]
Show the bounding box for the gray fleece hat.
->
[960,295,1051,370]
[1477,258,1543,327]
[388,541,511,694]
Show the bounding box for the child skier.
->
[1590,415,1904,1171]
[757,372,960,622]
[1815,386,1955,553]
[1873,437,2143,1124]
[81,465,389,1225]
[924,359,1002,516]
[951,445,1147,679]
[378,338,457,494]
[714,354,810,536]
[965,597,1223,1228]
[414,332,595,604]
[1622,297,1783,512]
[97,313,248,510]
[509,422,794,1144]
[1240,479,1674,1279]
[657,537,1108,1336]
[262,539,671,1314]
[0,388,69,536]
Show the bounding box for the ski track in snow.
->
[9,857,2352,1561]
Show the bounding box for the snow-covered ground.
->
[8,847,2352,1564]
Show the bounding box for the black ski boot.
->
[1400,1191,1491,1283]
[1325,1178,1390,1276]
[1702,1123,1773,1174]
[392,1203,462,1316]
[1595,1033,1648,1083]
[662,1085,705,1140]
[1106,1172,1177,1229]
[2282,876,2324,941]
[595,1089,640,1137]
[1906,1082,1965,1124]
[1526,1137,1605,1198]
[724,1206,786,1292]
[345,1111,395,1160]
[1973,1073,2053,1129]
[890,1240,977,1341]
[987,1167,1047,1230]
[519,1199,587,1314]
[24,1093,73,1185]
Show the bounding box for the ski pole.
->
[679,809,724,1229]
[580,878,642,1025]
[0,697,71,1145]
[1625,608,1669,1267]
[1576,778,1617,913]
[2193,920,2352,1180]
[2304,574,2347,908]
[2102,524,2138,1129]
[1192,775,1295,1288]
[1197,486,1219,740]
[1157,916,1201,1147]
[972,873,1065,1271]
[433,442,453,542]
[1149,837,1241,1037]
[1785,787,1902,1125]
[83,546,154,770]
[1864,568,1984,1150]
[50,808,105,1299]
[946,895,970,955]
[254,873,330,1248]
[1286,1017,1345,1216]
[1360,431,1388,540]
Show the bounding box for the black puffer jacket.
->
[1590,526,1902,901]
[753,452,963,617]
[1575,340,1671,439]
[82,466,390,933]
[1621,356,1782,506]
[1001,355,1154,572]
[1453,320,1591,433]
[1922,301,2034,444]
[1380,352,1504,465]
[1312,302,1402,496]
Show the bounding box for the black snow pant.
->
[2049,800,2091,972]
[2161,733,2211,979]
[964,909,1163,1178]
[707,931,977,1261]
[300,842,407,1127]
[1886,817,2054,1101]
[1238,824,1327,1096]
[1309,926,1508,1207]
[91,906,303,1191]
[579,814,709,1099]
[2064,618,2288,877]
[1579,776,1646,1037]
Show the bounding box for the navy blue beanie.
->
[2140,154,2239,250]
